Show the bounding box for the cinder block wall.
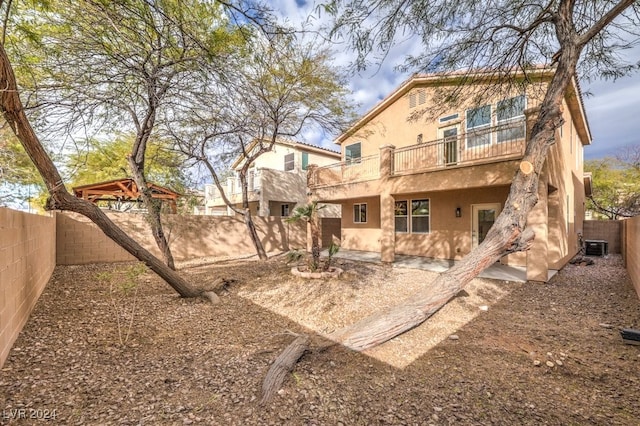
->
[626,216,640,298]
[583,220,622,253]
[0,208,56,367]
[56,211,306,264]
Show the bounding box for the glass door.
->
[438,126,458,166]
[472,203,501,248]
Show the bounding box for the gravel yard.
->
[1,254,639,425]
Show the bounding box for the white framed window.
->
[395,201,408,233]
[465,104,492,147]
[281,204,290,217]
[345,142,362,164]
[284,153,294,171]
[353,203,367,223]
[395,199,430,234]
[439,113,459,123]
[411,199,430,233]
[496,95,526,143]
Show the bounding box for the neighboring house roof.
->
[335,68,592,146]
[231,138,340,170]
[73,177,180,203]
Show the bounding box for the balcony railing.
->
[205,170,262,204]
[309,154,380,187]
[308,119,527,189]
[393,120,526,175]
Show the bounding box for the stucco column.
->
[306,164,318,189]
[379,145,396,263]
[526,171,549,282]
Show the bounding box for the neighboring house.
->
[201,139,341,217]
[307,69,591,282]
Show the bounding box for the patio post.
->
[380,145,396,263]
[526,170,549,281]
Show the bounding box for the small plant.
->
[96,263,147,346]
[285,202,324,272]
[286,249,304,265]
[323,242,340,271]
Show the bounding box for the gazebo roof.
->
[73,178,179,212]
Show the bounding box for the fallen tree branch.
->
[260,335,309,404]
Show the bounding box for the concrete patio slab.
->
[324,249,543,283]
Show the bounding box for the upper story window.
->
[496,95,526,142]
[466,95,527,147]
[439,113,459,123]
[302,152,309,170]
[345,142,362,164]
[409,89,427,108]
[284,153,294,171]
[466,104,492,147]
[205,185,217,200]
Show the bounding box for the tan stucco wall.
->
[0,208,56,368]
[339,81,548,158]
[626,216,640,298]
[341,197,382,252]
[340,188,511,259]
[543,97,586,270]
[56,211,306,264]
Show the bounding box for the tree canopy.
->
[586,149,640,219]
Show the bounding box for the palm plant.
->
[285,202,324,271]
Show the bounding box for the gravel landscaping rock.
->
[1,254,639,425]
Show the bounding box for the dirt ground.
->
[1,254,639,425]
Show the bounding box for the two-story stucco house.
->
[307,69,591,282]
[202,138,341,217]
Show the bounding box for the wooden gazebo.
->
[73,178,179,213]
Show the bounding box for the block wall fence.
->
[0,208,56,368]
[1,209,305,367]
[623,216,640,298]
[2,211,639,367]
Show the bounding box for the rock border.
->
[290,266,343,279]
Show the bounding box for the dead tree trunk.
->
[261,335,309,404]
[0,43,200,298]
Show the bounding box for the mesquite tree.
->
[0,0,277,296]
[168,35,354,260]
[10,0,252,270]
[324,0,640,350]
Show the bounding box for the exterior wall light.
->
[455,207,462,218]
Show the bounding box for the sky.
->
[273,0,640,161]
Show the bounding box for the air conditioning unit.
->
[585,240,608,257]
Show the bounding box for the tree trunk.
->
[328,48,580,352]
[261,335,309,404]
[0,43,200,298]
[310,216,321,270]
[244,209,268,260]
[128,159,176,270]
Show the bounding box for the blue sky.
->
[274,0,640,160]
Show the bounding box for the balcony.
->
[308,155,380,187]
[205,170,262,206]
[309,120,526,188]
